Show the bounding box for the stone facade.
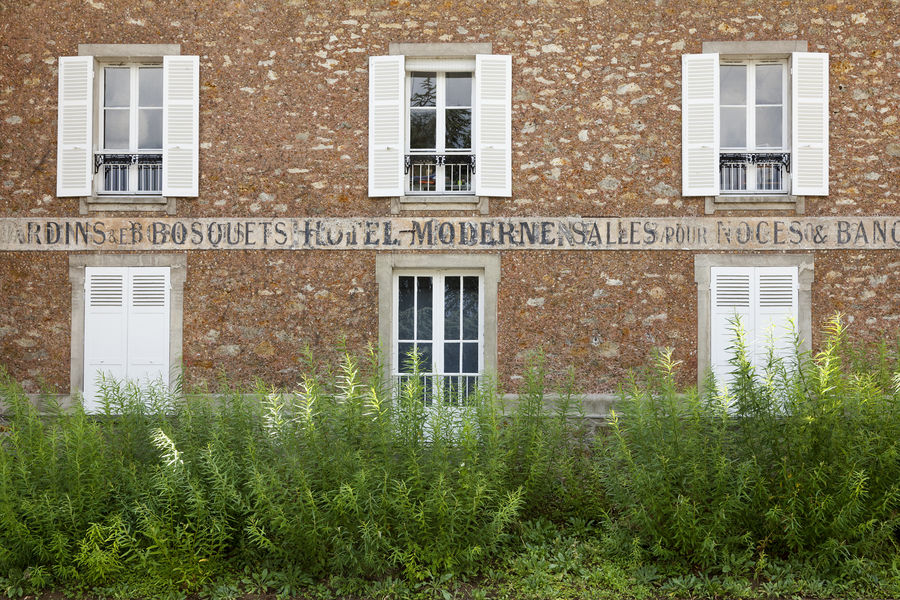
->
[1,0,899,397]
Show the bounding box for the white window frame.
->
[392,270,485,403]
[694,254,814,391]
[69,254,186,407]
[371,43,510,214]
[685,40,829,214]
[97,62,165,196]
[718,58,790,194]
[376,253,499,398]
[61,44,195,214]
[405,70,474,196]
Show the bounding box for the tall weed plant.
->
[0,349,582,594]
[603,314,900,574]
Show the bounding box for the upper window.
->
[99,65,164,194]
[682,44,829,200]
[56,46,199,202]
[719,59,788,193]
[368,45,511,202]
[407,71,474,194]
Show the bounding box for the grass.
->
[1,315,899,599]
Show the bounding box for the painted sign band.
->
[1,217,900,251]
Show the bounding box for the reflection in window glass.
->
[755,64,782,105]
[410,72,436,107]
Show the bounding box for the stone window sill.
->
[705,195,804,214]
[391,195,488,214]
[80,196,176,215]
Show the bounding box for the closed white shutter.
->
[791,52,829,196]
[56,56,94,197]
[162,55,200,197]
[368,55,405,197]
[474,54,512,197]
[681,53,719,196]
[126,268,171,389]
[755,267,798,368]
[710,267,753,385]
[84,267,127,410]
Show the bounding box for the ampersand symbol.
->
[813,225,827,244]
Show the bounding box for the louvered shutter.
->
[474,54,512,197]
[681,53,719,196]
[710,267,753,385]
[56,56,94,197]
[125,267,171,390]
[368,55,405,197]
[162,55,199,197]
[83,267,127,411]
[754,267,798,369]
[791,52,828,196]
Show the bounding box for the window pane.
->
[462,276,479,340]
[104,109,130,149]
[398,276,414,339]
[446,73,472,106]
[444,276,460,340]
[410,72,436,107]
[445,109,471,150]
[719,65,746,105]
[755,64,783,105]
[104,68,130,107]
[444,342,461,374]
[462,342,479,373]
[720,107,746,148]
[418,343,433,373]
[409,109,436,149]
[398,342,415,373]
[139,67,163,106]
[755,106,783,148]
[138,109,163,149]
[417,276,432,340]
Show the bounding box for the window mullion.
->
[436,73,446,192]
[130,65,139,193]
[435,273,445,378]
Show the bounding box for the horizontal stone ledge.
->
[1,216,899,252]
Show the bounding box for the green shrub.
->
[602,314,900,573]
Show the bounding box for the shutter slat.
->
[57,56,94,197]
[162,55,199,197]
[474,54,512,198]
[681,53,719,196]
[368,55,405,197]
[791,52,829,196]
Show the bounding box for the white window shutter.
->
[126,268,171,391]
[791,52,829,196]
[681,53,719,196]
[83,267,127,411]
[162,55,200,197]
[368,55,405,197]
[474,54,512,198]
[56,56,94,197]
[710,267,753,386]
[754,267,798,369]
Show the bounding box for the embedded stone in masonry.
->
[1,217,900,251]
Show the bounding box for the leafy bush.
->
[0,349,583,594]
[602,315,900,574]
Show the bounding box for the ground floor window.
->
[69,255,185,411]
[395,271,483,404]
[695,254,813,390]
[376,253,499,405]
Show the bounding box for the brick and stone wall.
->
[1,0,898,394]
